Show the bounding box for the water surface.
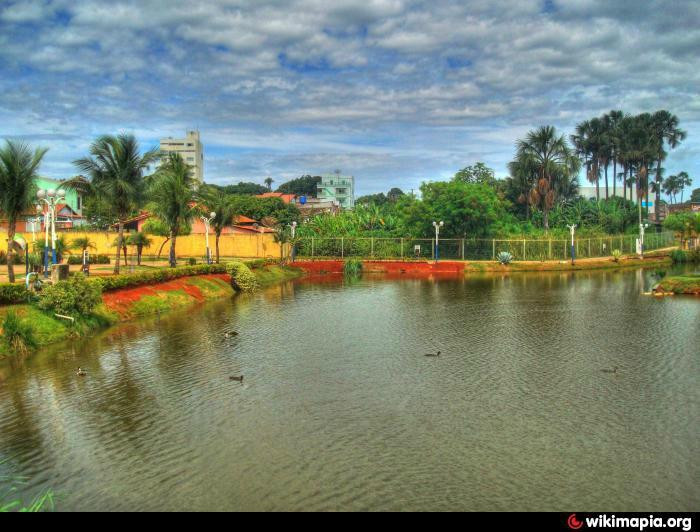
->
[1,268,698,511]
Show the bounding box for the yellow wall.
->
[3,230,288,260]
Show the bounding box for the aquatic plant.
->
[497,251,513,265]
[612,249,623,262]
[0,462,54,512]
[1,311,38,355]
[343,258,363,276]
[670,249,687,264]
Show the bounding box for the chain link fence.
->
[295,232,677,261]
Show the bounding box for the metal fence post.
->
[523,240,526,260]
[492,239,496,260]
[548,239,552,260]
[432,239,435,260]
[311,237,314,258]
[400,238,404,259]
[370,237,374,258]
[461,239,465,260]
[341,237,344,258]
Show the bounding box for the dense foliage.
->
[38,273,103,317]
[0,283,30,305]
[1,310,38,355]
[276,174,322,197]
[226,261,259,292]
[94,263,228,291]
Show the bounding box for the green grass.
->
[130,290,192,317]
[187,276,233,298]
[253,265,303,287]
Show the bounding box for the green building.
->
[317,174,355,209]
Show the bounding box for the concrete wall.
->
[2,230,287,260]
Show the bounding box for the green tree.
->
[200,187,237,263]
[690,188,700,203]
[147,153,199,268]
[676,171,692,204]
[276,175,321,196]
[452,162,496,186]
[0,140,47,283]
[218,182,268,195]
[516,126,580,230]
[664,211,700,247]
[71,133,159,274]
[264,177,274,191]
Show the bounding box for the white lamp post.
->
[201,212,216,264]
[36,188,65,276]
[289,221,297,262]
[638,223,649,257]
[567,224,577,265]
[432,221,444,261]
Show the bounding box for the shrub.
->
[343,258,363,276]
[94,264,228,292]
[0,283,30,305]
[67,255,110,265]
[188,258,197,266]
[1,311,38,355]
[0,251,23,265]
[497,251,513,265]
[38,274,103,317]
[670,249,688,264]
[226,261,259,292]
[612,249,623,262]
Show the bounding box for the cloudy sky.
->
[1,0,699,195]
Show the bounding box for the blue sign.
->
[642,201,654,207]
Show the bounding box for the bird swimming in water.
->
[224,331,239,339]
[229,376,244,383]
[601,366,619,374]
[425,351,441,357]
[77,368,87,377]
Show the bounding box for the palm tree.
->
[623,113,659,225]
[70,237,96,264]
[605,110,625,199]
[264,177,274,191]
[201,188,236,263]
[507,155,538,221]
[147,153,199,267]
[126,232,152,266]
[0,140,48,283]
[516,126,580,230]
[71,133,159,274]
[652,111,686,220]
[676,171,692,204]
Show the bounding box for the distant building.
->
[297,197,341,218]
[578,186,638,204]
[160,130,204,183]
[317,174,354,209]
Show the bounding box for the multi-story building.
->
[160,130,204,183]
[317,174,354,209]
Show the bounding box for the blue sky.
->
[1,0,699,196]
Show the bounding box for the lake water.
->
[1,268,698,511]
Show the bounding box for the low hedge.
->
[0,283,31,305]
[93,264,228,292]
[67,254,111,265]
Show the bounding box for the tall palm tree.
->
[623,113,659,225]
[147,153,199,267]
[507,155,538,221]
[0,140,48,283]
[606,110,625,199]
[516,126,580,230]
[71,133,159,274]
[652,111,686,220]
[201,187,236,263]
[264,177,274,191]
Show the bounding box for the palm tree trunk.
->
[215,233,221,264]
[137,245,143,266]
[114,222,123,274]
[655,159,662,222]
[7,221,16,284]
[157,237,170,259]
[169,231,177,268]
[612,159,617,198]
[604,163,609,200]
[122,245,127,266]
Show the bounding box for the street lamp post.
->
[567,224,577,265]
[432,221,444,261]
[201,212,216,264]
[36,188,65,278]
[638,223,649,258]
[289,221,297,262]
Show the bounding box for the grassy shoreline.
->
[653,274,700,295]
[0,264,303,358]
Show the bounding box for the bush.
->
[0,251,23,265]
[1,311,38,355]
[343,258,363,276]
[38,274,103,317]
[67,254,110,265]
[94,264,228,292]
[188,258,197,266]
[226,261,259,292]
[497,251,513,265]
[0,283,30,305]
[612,249,623,262]
[670,249,688,264]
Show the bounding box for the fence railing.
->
[295,232,677,261]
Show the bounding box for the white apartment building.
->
[160,130,204,183]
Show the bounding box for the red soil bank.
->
[102,273,230,317]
